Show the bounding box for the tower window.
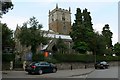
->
[63,26,66,33]
[52,18,54,21]
[62,13,65,21]
[62,17,65,21]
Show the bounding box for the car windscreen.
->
[100,62,107,64]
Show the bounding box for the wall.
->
[55,61,119,70]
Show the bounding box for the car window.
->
[100,61,107,64]
[34,63,40,66]
[40,62,50,66]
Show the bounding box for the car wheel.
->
[28,72,32,74]
[52,68,57,73]
[103,66,105,69]
[95,66,97,69]
[38,70,43,75]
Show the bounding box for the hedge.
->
[53,53,120,63]
[96,55,119,62]
[2,53,15,62]
[53,53,94,63]
[32,53,45,61]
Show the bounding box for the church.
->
[14,4,73,61]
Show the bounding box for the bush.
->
[44,57,58,63]
[14,61,23,68]
[96,55,119,62]
[53,53,94,63]
[53,53,120,63]
[32,53,45,61]
[2,53,15,62]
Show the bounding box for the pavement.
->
[2,68,95,78]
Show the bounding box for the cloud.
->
[93,23,105,34]
[1,15,28,31]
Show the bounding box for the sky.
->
[0,0,119,45]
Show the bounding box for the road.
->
[2,68,93,78]
[2,66,118,79]
[66,66,118,79]
[87,66,118,78]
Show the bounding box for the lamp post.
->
[94,50,96,64]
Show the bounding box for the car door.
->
[40,62,51,73]
[44,62,53,72]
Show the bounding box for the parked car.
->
[94,61,109,69]
[25,62,57,74]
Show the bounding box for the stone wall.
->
[55,61,119,70]
[108,61,118,66]
[55,62,94,70]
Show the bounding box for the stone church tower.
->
[48,4,71,35]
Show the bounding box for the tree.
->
[17,17,49,54]
[70,8,94,53]
[102,24,113,48]
[82,8,94,52]
[93,32,106,55]
[113,42,120,56]
[70,8,82,42]
[70,8,87,53]
[73,41,88,54]
[2,23,15,53]
[56,37,68,54]
[0,0,14,17]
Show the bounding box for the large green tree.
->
[113,42,120,56]
[82,8,94,52]
[0,0,13,17]
[70,8,94,53]
[2,23,15,53]
[102,24,113,48]
[17,17,48,54]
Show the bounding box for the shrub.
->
[44,57,58,63]
[53,53,120,63]
[2,53,15,62]
[32,53,45,61]
[96,55,119,62]
[14,61,23,68]
[53,53,94,63]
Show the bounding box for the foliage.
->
[2,53,15,62]
[0,0,13,17]
[70,8,113,56]
[52,53,119,63]
[96,55,119,62]
[53,53,94,63]
[113,42,120,56]
[32,53,45,61]
[92,32,106,55]
[14,61,23,68]
[55,37,68,54]
[102,24,113,48]
[2,23,15,53]
[73,42,88,54]
[70,8,94,53]
[17,16,49,54]
[44,57,58,63]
